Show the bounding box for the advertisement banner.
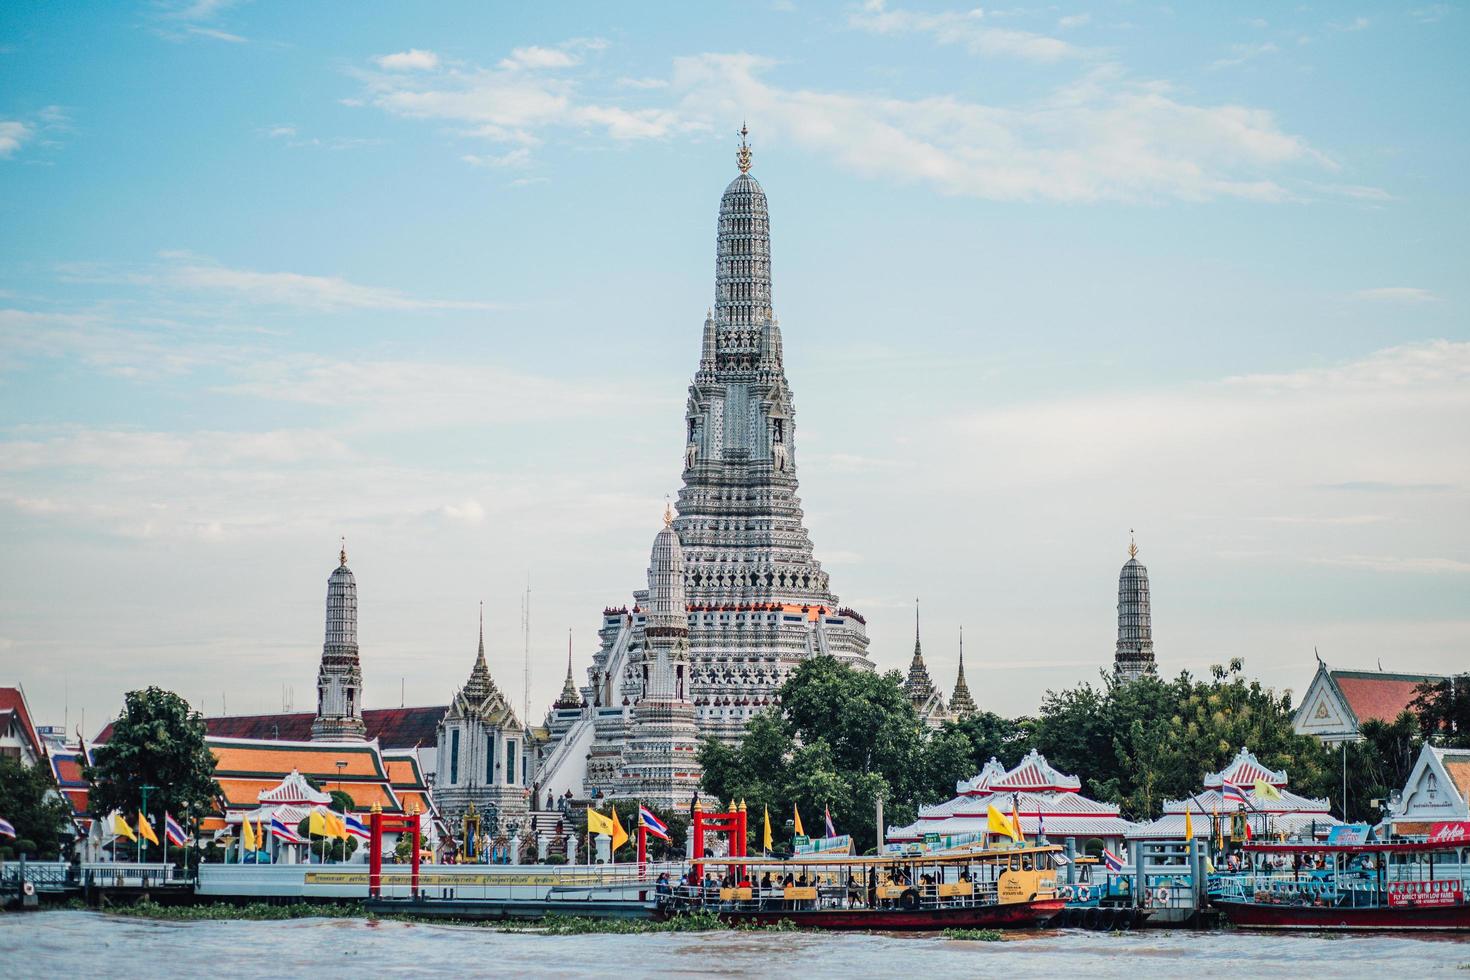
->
[1428,821,1470,845]
[1326,823,1370,846]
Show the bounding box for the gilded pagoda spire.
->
[554,628,582,709]
[462,601,497,703]
[948,625,977,718]
[904,598,942,720]
[736,121,752,174]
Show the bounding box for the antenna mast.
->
[521,575,532,723]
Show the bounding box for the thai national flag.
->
[270,817,305,844]
[1102,848,1126,872]
[163,812,189,846]
[1222,780,1250,807]
[824,806,836,838]
[639,806,669,841]
[0,816,15,839]
[344,813,371,840]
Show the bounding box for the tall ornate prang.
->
[1114,531,1157,682]
[619,512,703,808]
[567,133,877,802]
[312,540,366,741]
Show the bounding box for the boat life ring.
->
[21,881,35,897]
[1075,885,1091,902]
[1058,885,1074,901]
[899,888,920,911]
[1153,887,1169,906]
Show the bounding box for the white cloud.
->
[851,0,1086,62]
[1352,287,1438,303]
[0,120,32,158]
[1210,41,1278,70]
[499,46,580,71]
[185,25,245,43]
[462,148,532,168]
[1311,555,1470,574]
[376,49,440,71]
[617,76,670,90]
[667,54,1334,203]
[1411,4,1452,24]
[1058,14,1091,30]
[64,252,498,313]
[1330,16,1371,32]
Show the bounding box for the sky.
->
[1,1,1466,740]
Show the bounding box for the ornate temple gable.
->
[989,749,1083,794]
[1394,743,1470,824]
[1291,659,1445,745]
[257,769,333,807]
[1292,661,1359,743]
[957,757,1010,796]
[1204,746,1289,789]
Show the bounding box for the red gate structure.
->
[367,801,423,898]
[691,800,747,883]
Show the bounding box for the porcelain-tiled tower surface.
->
[312,545,366,741]
[584,133,875,760]
[1114,535,1157,682]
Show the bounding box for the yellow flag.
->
[241,816,256,851]
[255,819,266,849]
[1184,808,1194,840]
[987,804,1018,842]
[137,811,160,846]
[309,810,327,837]
[327,811,348,839]
[610,806,629,852]
[763,805,773,853]
[793,805,805,838]
[586,807,614,837]
[1254,779,1283,802]
[112,812,137,842]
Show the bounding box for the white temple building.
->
[1127,747,1339,842]
[1387,742,1470,836]
[886,749,1137,853]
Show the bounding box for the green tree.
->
[1341,713,1422,823]
[1412,675,1470,748]
[0,757,73,859]
[85,687,222,835]
[941,711,1034,773]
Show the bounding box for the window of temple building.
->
[507,740,517,785]
[450,729,460,785]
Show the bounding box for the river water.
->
[6,911,1467,977]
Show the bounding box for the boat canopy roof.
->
[692,844,1062,867]
[1244,840,1465,855]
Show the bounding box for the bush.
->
[13,838,37,857]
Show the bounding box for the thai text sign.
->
[1326,824,1370,846]
[1428,821,1470,845]
[794,834,852,855]
[1387,879,1462,907]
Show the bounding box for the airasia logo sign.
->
[1428,821,1470,844]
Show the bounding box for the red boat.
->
[656,844,1065,930]
[1212,835,1470,932]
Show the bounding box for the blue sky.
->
[1,1,1466,736]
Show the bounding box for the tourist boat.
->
[1211,837,1470,931]
[655,843,1065,930]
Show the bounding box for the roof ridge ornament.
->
[340,535,348,567]
[1128,528,1138,560]
[736,121,752,174]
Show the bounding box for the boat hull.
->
[1213,898,1470,931]
[665,899,1065,931]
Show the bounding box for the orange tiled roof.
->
[1331,671,1438,726]
[216,775,402,814]
[395,790,432,814]
[209,739,387,780]
[1445,761,1470,803]
[384,756,426,789]
[0,687,42,759]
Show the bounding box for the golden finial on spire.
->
[663,497,674,528]
[340,536,347,567]
[736,121,752,174]
[1128,529,1138,560]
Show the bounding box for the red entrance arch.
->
[691,800,747,882]
[367,801,423,898]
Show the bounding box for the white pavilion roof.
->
[258,768,332,806]
[1204,747,1288,788]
